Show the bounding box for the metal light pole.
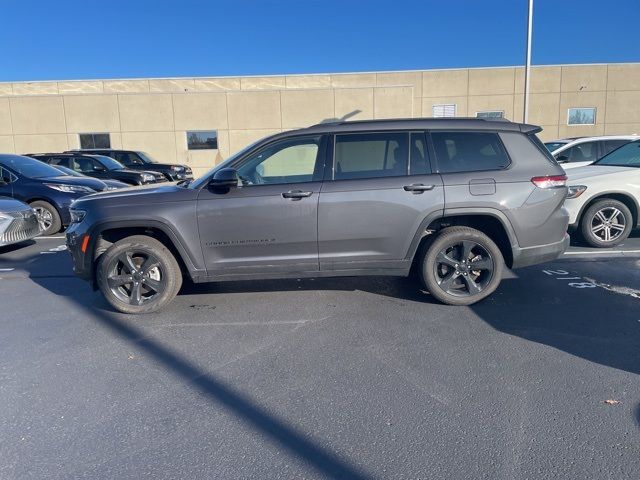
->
[523,0,533,123]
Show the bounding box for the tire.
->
[579,199,632,248]
[420,227,504,306]
[30,200,62,236]
[97,235,182,314]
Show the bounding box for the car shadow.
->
[17,245,640,474]
[0,239,36,254]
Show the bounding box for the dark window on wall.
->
[187,130,218,150]
[79,133,111,149]
[334,132,408,180]
[431,131,510,173]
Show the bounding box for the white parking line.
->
[563,249,640,255]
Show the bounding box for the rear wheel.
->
[30,200,61,236]
[97,235,182,314]
[421,227,504,306]
[580,199,632,248]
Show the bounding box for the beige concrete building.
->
[1,63,639,176]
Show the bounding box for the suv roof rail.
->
[306,117,514,129]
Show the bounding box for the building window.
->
[476,111,504,119]
[567,108,596,126]
[433,104,456,118]
[79,133,110,149]
[187,130,218,150]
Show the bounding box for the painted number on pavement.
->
[542,269,596,289]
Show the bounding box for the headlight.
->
[141,173,155,182]
[566,185,587,199]
[69,209,87,223]
[170,165,184,172]
[45,183,96,194]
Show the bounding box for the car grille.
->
[0,211,41,245]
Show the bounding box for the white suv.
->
[545,135,639,170]
[564,140,640,247]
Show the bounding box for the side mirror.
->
[209,168,239,190]
[556,155,569,163]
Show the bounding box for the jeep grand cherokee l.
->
[65,118,570,314]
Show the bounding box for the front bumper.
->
[0,210,41,246]
[66,222,93,282]
[511,233,570,269]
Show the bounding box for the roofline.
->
[2,62,639,86]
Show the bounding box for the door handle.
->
[403,183,435,193]
[282,190,313,199]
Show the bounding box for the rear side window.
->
[48,157,71,168]
[431,132,510,173]
[334,132,408,180]
[409,132,430,175]
[557,142,598,163]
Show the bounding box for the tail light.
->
[531,175,567,188]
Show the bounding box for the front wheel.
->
[30,200,61,236]
[97,235,182,314]
[579,199,632,248]
[421,227,504,306]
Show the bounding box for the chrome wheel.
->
[433,240,494,297]
[591,207,626,243]
[34,206,53,230]
[107,251,165,306]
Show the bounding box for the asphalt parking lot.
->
[1,234,640,479]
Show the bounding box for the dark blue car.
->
[0,154,106,235]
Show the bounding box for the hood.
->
[42,175,107,191]
[566,165,638,182]
[73,183,197,208]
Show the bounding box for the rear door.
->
[318,131,444,271]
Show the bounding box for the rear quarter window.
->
[431,131,510,173]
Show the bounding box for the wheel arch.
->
[409,211,515,270]
[576,192,639,228]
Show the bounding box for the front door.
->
[197,135,327,277]
[318,131,444,271]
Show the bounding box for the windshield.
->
[594,141,640,168]
[93,155,126,171]
[0,155,66,178]
[188,140,263,189]
[137,152,157,164]
[544,142,568,152]
[53,165,83,177]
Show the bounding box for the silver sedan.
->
[0,198,42,247]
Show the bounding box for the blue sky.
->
[1,0,638,81]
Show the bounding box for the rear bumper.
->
[511,233,570,269]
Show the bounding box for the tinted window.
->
[334,132,408,180]
[602,140,630,156]
[544,142,568,152]
[187,131,218,150]
[557,142,598,163]
[431,132,510,173]
[111,152,143,166]
[237,136,321,185]
[48,157,71,168]
[0,167,16,183]
[93,155,125,170]
[79,133,111,149]
[409,132,430,175]
[72,157,101,173]
[595,141,640,168]
[0,156,65,178]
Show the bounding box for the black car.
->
[50,165,129,190]
[0,154,106,235]
[28,153,167,186]
[68,149,192,181]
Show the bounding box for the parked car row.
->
[0,150,194,236]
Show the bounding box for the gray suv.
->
[66,118,570,314]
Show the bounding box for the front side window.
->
[602,140,630,156]
[595,141,640,168]
[237,136,321,185]
[112,152,142,166]
[567,108,596,125]
[79,133,111,149]
[334,132,408,180]
[187,131,218,150]
[556,142,598,163]
[431,132,510,173]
